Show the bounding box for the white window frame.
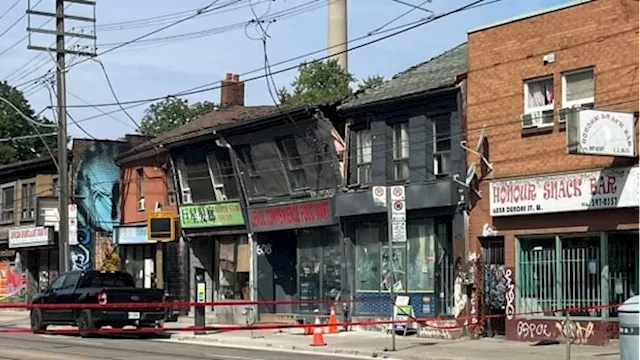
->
[20,179,36,221]
[392,122,409,180]
[206,153,228,201]
[524,76,555,113]
[355,129,372,184]
[0,182,16,224]
[562,67,595,108]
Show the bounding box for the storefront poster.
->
[8,226,53,248]
[490,166,639,217]
[0,258,26,303]
[180,202,245,228]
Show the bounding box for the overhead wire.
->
[0,0,46,56]
[0,0,21,23]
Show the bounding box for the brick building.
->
[465,0,638,345]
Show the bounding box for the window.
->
[392,123,409,180]
[62,272,80,291]
[207,149,240,201]
[179,149,216,203]
[236,145,263,196]
[608,232,639,317]
[518,234,620,319]
[355,129,372,184]
[434,116,451,176]
[407,220,436,292]
[1,185,15,222]
[276,136,307,190]
[562,68,594,108]
[355,223,380,291]
[525,76,554,112]
[136,168,144,200]
[52,177,60,197]
[216,236,250,300]
[21,181,36,221]
[49,275,66,291]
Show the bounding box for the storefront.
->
[114,225,155,288]
[249,198,343,318]
[8,226,56,300]
[180,201,249,323]
[487,165,639,345]
[0,246,25,303]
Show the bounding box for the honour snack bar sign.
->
[490,166,639,216]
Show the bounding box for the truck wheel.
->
[77,310,97,338]
[30,309,47,333]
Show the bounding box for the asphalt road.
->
[0,333,358,360]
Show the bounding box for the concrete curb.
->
[156,334,471,360]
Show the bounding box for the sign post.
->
[147,211,175,291]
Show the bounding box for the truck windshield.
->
[78,272,136,288]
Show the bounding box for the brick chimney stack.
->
[220,73,245,107]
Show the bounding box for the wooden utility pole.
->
[27,0,96,273]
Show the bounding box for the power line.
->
[53,0,495,109]
[0,0,21,23]
[0,0,44,44]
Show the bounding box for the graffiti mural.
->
[507,318,613,345]
[71,227,92,271]
[505,268,515,320]
[74,140,127,232]
[483,264,506,311]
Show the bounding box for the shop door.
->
[256,231,297,314]
[480,236,506,337]
[121,246,154,288]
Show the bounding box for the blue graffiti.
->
[75,141,124,232]
[71,227,92,271]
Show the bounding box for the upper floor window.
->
[236,145,263,197]
[136,168,144,200]
[1,185,15,222]
[52,176,60,197]
[178,149,216,204]
[433,116,451,176]
[276,136,307,191]
[562,68,594,108]
[392,122,409,180]
[355,129,372,184]
[525,76,554,112]
[207,149,239,201]
[21,181,36,221]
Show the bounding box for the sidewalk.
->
[164,328,621,360]
[0,310,28,328]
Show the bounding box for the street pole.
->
[55,0,69,274]
[386,188,396,352]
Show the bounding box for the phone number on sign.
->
[582,197,618,208]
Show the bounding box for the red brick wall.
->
[466,0,639,260]
[120,154,177,225]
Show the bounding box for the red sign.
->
[249,200,332,230]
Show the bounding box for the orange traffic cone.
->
[310,316,326,346]
[328,306,338,334]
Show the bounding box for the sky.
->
[0,0,568,140]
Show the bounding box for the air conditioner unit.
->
[521,112,538,129]
[181,188,193,204]
[137,198,145,212]
[558,108,571,123]
[154,201,162,212]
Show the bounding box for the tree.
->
[0,81,58,165]
[279,59,356,106]
[357,74,385,92]
[139,97,218,136]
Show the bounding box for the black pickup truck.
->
[30,270,169,336]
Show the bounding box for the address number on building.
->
[256,243,272,256]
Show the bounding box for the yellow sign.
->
[147,211,175,242]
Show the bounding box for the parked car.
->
[30,270,167,337]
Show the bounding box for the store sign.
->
[567,109,636,157]
[249,199,333,232]
[115,226,149,245]
[490,166,639,217]
[8,226,53,249]
[180,202,245,228]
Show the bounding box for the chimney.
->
[220,72,245,107]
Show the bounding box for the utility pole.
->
[327,0,347,71]
[27,0,96,274]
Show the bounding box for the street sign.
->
[391,221,406,242]
[372,186,387,207]
[391,200,406,221]
[147,211,175,242]
[390,185,405,201]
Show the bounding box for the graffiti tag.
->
[419,322,454,340]
[505,269,515,320]
[516,321,551,339]
[556,320,595,345]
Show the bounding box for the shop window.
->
[121,246,153,288]
[381,243,407,292]
[407,220,436,292]
[608,232,639,317]
[235,145,263,197]
[216,236,250,300]
[21,181,36,221]
[299,236,321,312]
[1,184,15,222]
[355,129,372,184]
[562,68,594,108]
[518,235,602,318]
[433,116,451,176]
[355,223,380,292]
[276,136,307,191]
[392,123,409,180]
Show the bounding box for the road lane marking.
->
[0,347,87,360]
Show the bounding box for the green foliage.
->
[357,74,385,92]
[279,59,356,106]
[0,81,58,165]
[139,97,218,136]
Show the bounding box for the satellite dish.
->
[465,162,477,186]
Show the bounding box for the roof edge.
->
[468,0,592,34]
